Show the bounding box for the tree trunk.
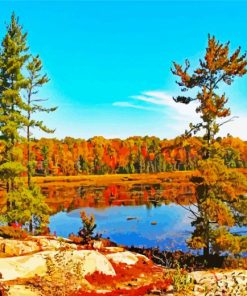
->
[203,246,209,258]
[27,89,32,189]
[29,218,33,233]
[27,124,31,189]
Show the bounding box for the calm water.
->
[46,183,246,251]
[49,205,193,251]
[46,182,195,251]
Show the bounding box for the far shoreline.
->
[33,168,247,186]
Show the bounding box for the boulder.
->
[48,250,116,276]
[0,253,47,281]
[0,237,78,257]
[7,285,41,296]
[0,250,115,282]
[104,246,125,253]
[37,238,77,250]
[0,240,40,256]
[106,251,148,265]
[93,240,104,249]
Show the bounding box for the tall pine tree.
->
[172,35,247,257]
[0,14,52,233]
[0,13,29,191]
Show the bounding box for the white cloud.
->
[219,115,247,139]
[112,101,153,111]
[131,90,199,122]
[113,90,247,140]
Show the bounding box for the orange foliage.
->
[71,258,171,296]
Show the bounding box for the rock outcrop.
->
[191,269,247,296]
[1,236,247,296]
[0,236,77,257]
[0,250,116,282]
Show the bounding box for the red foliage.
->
[70,258,171,296]
[13,135,247,176]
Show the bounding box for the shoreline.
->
[32,168,247,185]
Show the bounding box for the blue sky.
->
[1,1,247,140]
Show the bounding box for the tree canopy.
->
[172,35,247,256]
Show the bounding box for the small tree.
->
[172,35,247,257]
[78,211,97,244]
[1,183,50,233]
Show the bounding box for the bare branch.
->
[218,116,239,127]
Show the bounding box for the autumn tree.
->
[172,35,247,257]
[187,159,247,255]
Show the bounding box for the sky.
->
[0,0,247,140]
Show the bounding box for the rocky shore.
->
[0,236,246,296]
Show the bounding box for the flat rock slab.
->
[0,250,116,282]
[0,237,77,257]
[7,285,41,296]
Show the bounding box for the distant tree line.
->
[6,135,247,176]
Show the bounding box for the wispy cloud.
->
[220,115,247,140]
[131,91,199,122]
[113,90,247,139]
[112,101,153,111]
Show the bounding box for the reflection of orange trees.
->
[43,181,196,213]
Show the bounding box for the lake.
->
[44,181,195,251]
[44,181,245,251]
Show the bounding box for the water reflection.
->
[49,205,194,251]
[43,183,195,213]
[46,183,195,251]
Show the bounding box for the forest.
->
[0,7,247,296]
[10,135,247,176]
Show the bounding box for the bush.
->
[78,211,97,244]
[68,233,83,244]
[0,225,28,239]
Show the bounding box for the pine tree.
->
[25,55,57,187]
[0,14,54,233]
[172,35,247,257]
[0,13,29,191]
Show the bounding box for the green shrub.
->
[78,211,97,244]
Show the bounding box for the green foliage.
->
[41,145,49,176]
[211,227,247,254]
[0,13,29,192]
[163,262,194,293]
[187,158,247,255]
[0,225,28,239]
[3,184,50,233]
[0,161,25,181]
[25,55,57,183]
[0,14,55,235]
[0,13,29,158]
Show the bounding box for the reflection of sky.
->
[49,204,194,251]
